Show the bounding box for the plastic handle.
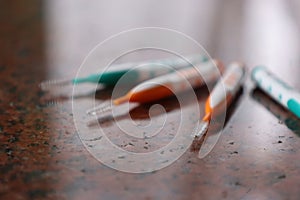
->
[131,59,222,94]
[251,66,300,118]
[204,62,245,121]
[132,55,208,82]
[73,55,207,85]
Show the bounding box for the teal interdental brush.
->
[39,55,208,91]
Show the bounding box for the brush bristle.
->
[86,101,112,116]
[192,121,209,138]
[39,79,72,91]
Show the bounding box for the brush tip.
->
[39,79,72,91]
[86,101,112,116]
[193,121,209,138]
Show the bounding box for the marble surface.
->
[1,1,300,199]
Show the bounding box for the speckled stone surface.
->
[1,1,300,200]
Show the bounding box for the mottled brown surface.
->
[1,1,300,200]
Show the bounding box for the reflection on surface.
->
[252,88,300,136]
[87,95,180,127]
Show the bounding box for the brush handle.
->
[252,66,300,118]
[204,62,245,121]
[73,55,207,86]
[117,59,223,104]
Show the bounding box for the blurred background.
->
[46,0,300,84]
[3,0,300,81]
[1,0,300,199]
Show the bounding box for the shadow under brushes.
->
[190,86,245,152]
[251,87,300,136]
